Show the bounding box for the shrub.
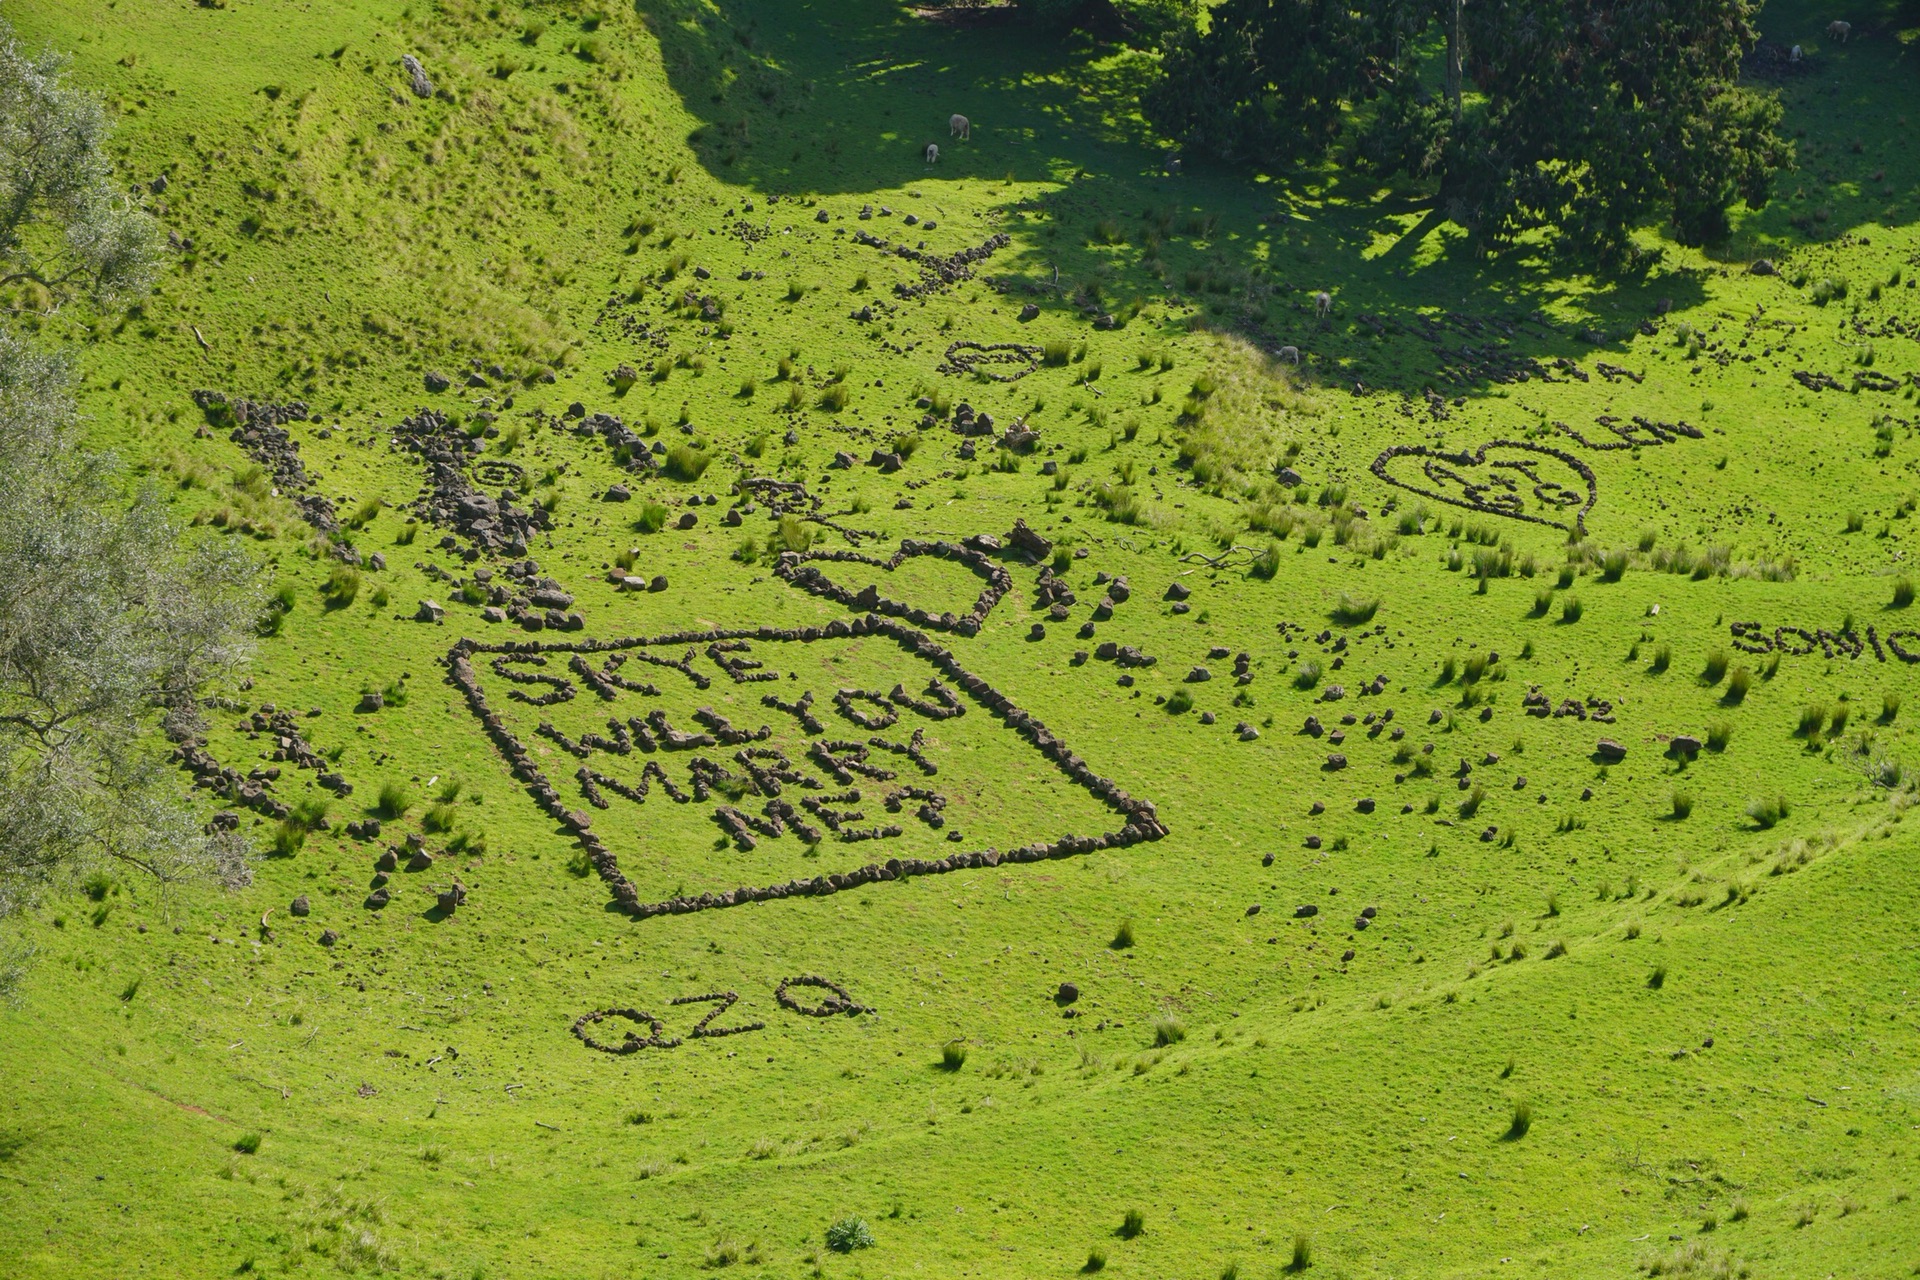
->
[634,502,669,533]
[1110,919,1135,949]
[1152,1016,1185,1047]
[665,444,711,481]
[1165,689,1194,714]
[1830,703,1851,736]
[1671,790,1694,820]
[422,803,457,834]
[1895,576,1915,608]
[1250,540,1282,580]
[1747,796,1789,828]
[1649,644,1671,673]
[1503,1102,1532,1141]
[1293,661,1321,690]
[270,821,306,857]
[1600,549,1628,582]
[1701,648,1728,685]
[1560,596,1583,623]
[824,1217,874,1253]
[376,782,413,820]
[1705,720,1732,751]
[939,1039,967,1071]
[1286,1233,1311,1272]
[321,567,361,610]
[1043,341,1072,367]
[1882,691,1902,724]
[818,383,849,411]
[1083,1248,1107,1273]
[1531,588,1552,617]
[1723,667,1751,703]
[234,1132,262,1154]
[1119,1208,1145,1238]
[1796,704,1826,738]
[1647,965,1667,989]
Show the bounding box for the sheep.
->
[1314,291,1333,322]
[949,114,970,141]
[924,142,939,165]
[1790,43,1803,61]
[1277,346,1301,365]
[1827,19,1850,41]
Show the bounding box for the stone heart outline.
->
[1370,438,1598,535]
[774,538,1012,636]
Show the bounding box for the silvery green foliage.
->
[0,335,259,969]
[0,19,163,301]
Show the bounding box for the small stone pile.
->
[394,407,550,556]
[850,228,1011,300]
[774,538,1011,636]
[192,390,351,552]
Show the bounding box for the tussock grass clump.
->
[1670,790,1694,820]
[1082,1247,1107,1273]
[634,501,669,533]
[1286,1233,1311,1271]
[1250,540,1282,580]
[1795,704,1826,738]
[376,782,413,820]
[1560,596,1583,623]
[1722,667,1750,703]
[775,515,813,553]
[1894,575,1915,608]
[1118,1208,1144,1238]
[422,802,457,834]
[1829,704,1850,736]
[321,567,361,610]
[1503,1102,1531,1141]
[1649,644,1671,673]
[1600,549,1628,582]
[1293,661,1321,690]
[1881,691,1901,724]
[1165,689,1193,715]
[1152,1016,1185,1047]
[939,1039,967,1071]
[1330,593,1378,625]
[233,1131,262,1155]
[1110,919,1135,949]
[1706,720,1733,751]
[665,444,711,480]
[1701,648,1727,685]
[1647,965,1668,989]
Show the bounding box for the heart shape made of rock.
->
[1370,438,1597,535]
[774,538,1012,636]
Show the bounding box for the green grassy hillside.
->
[3,1,1920,1277]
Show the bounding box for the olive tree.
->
[0,24,255,990]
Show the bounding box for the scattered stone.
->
[319,929,339,946]
[1595,739,1628,763]
[1055,981,1079,1004]
[604,483,631,502]
[289,895,310,917]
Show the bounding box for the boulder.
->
[289,894,310,917]
[319,928,339,946]
[357,690,384,713]
[1294,904,1318,918]
[1055,981,1079,1005]
[1595,738,1628,763]
[415,599,445,623]
[604,483,631,502]
[1669,734,1702,756]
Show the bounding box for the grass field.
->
[3,1,1920,1276]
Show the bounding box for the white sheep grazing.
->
[924,142,939,165]
[1827,19,1851,42]
[1790,43,1803,61]
[949,114,970,141]
[1314,291,1332,320]
[1277,346,1301,365]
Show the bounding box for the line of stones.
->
[443,615,1167,920]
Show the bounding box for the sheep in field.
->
[924,142,939,164]
[1827,19,1851,41]
[949,114,970,141]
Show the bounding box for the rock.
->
[1185,667,1211,683]
[1006,518,1053,561]
[648,575,668,592]
[1325,753,1347,770]
[1669,734,1702,756]
[1355,797,1375,813]
[415,599,444,623]
[1294,904,1318,918]
[401,54,434,98]
[481,605,506,623]
[357,690,384,713]
[676,512,697,530]
[368,552,386,571]
[424,370,450,392]
[375,848,398,873]
[406,848,435,872]
[364,888,390,910]
[1237,723,1259,740]
[1019,303,1039,321]
[1262,852,1275,867]
[1341,949,1355,962]
[1429,708,1444,724]
[1360,906,1377,919]
[815,208,830,223]
[1198,710,1215,725]
[1749,258,1778,276]
[1304,834,1322,849]
[1055,981,1079,1004]
[692,264,712,280]
[1276,466,1303,487]
[1028,622,1046,640]
[1595,738,1627,763]
[831,450,858,469]
[319,928,339,946]
[604,483,631,502]
[289,894,310,917]
[1165,581,1191,601]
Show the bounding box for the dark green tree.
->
[1153,0,1791,260]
